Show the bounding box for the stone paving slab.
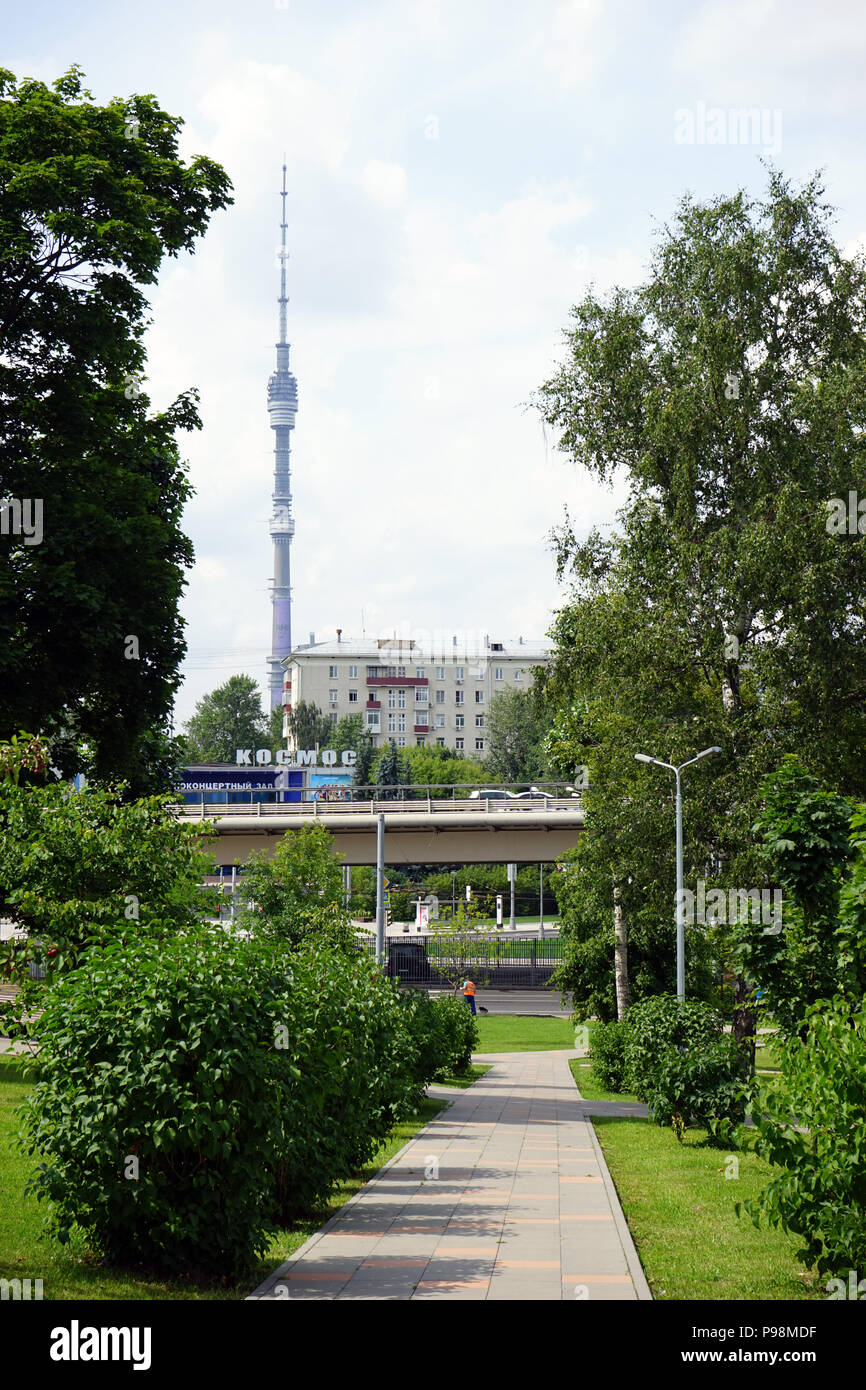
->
[247,1049,652,1302]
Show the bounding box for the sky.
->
[6,0,866,724]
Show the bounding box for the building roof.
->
[283,636,551,664]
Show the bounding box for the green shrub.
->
[20,931,294,1276]
[20,930,418,1275]
[625,993,724,1100]
[589,1019,630,1093]
[641,1035,748,1139]
[740,997,866,1279]
[399,991,478,1093]
[432,993,478,1075]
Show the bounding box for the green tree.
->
[403,744,484,796]
[485,687,551,783]
[375,740,410,801]
[535,170,866,1038]
[267,703,287,755]
[352,736,377,794]
[182,675,268,762]
[0,67,232,794]
[0,744,218,1039]
[234,822,354,949]
[732,757,859,1038]
[286,700,332,751]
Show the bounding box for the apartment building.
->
[282,634,550,753]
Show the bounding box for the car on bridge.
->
[468,788,519,800]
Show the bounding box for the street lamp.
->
[634,747,722,1001]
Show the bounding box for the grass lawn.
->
[432,1063,491,1088]
[474,1014,576,1052]
[571,1060,640,1104]
[567,1059,820,1301]
[0,1054,447,1301]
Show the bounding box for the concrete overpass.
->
[173,796,585,866]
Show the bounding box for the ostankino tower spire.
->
[266,161,298,712]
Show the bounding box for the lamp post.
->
[634,747,721,1001]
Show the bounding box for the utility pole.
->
[375,812,386,964]
[539,863,544,935]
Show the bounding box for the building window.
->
[475,667,485,679]
[397,666,406,677]
[397,736,406,747]
[329,665,339,678]
[435,689,445,704]
[415,689,428,704]
[329,689,338,705]
[436,666,445,680]
[329,713,338,726]
[416,737,426,747]
[415,667,425,678]
[455,691,464,705]
[388,690,396,708]
[435,714,445,728]
[349,665,358,679]
[455,666,464,680]
[366,711,379,728]
[494,667,504,681]
[398,713,406,732]
[475,715,485,727]
[475,738,484,751]
[388,713,396,733]
[398,690,406,709]
[514,669,524,681]
[456,715,464,729]
[416,711,428,727]
[475,690,484,703]
[436,737,446,748]
[455,738,464,750]
[348,689,358,703]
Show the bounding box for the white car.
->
[468,788,519,800]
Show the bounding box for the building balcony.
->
[366,676,428,687]
[366,699,381,709]
[413,724,429,734]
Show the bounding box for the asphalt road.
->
[430,988,573,1017]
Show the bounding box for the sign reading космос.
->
[235,749,357,767]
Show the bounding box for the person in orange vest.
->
[462,977,477,1016]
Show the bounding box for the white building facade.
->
[282,634,550,753]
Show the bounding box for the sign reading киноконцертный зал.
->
[235,749,357,766]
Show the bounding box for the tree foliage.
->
[536,170,866,1025]
[485,686,551,783]
[234,822,353,950]
[181,674,269,763]
[0,67,232,793]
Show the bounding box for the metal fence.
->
[360,935,564,990]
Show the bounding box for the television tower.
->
[266,161,298,711]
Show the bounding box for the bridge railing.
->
[170,782,585,819]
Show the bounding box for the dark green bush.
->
[589,1019,630,1093]
[625,993,724,1100]
[432,993,478,1075]
[21,931,293,1276]
[641,1035,748,1139]
[740,997,866,1279]
[270,940,418,1219]
[399,991,478,1094]
[20,930,418,1275]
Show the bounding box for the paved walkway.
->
[248,1049,652,1301]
